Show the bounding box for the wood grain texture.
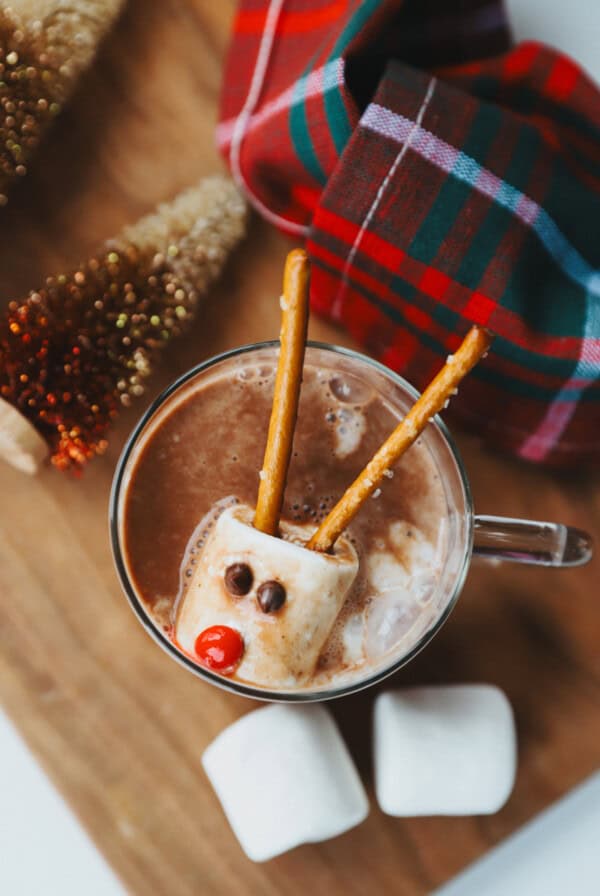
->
[0,2,598,893]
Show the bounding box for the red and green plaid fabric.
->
[218,0,600,466]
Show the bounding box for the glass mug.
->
[110,343,593,702]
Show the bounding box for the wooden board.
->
[0,2,598,893]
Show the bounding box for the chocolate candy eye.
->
[224,562,253,596]
[257,580,286,613]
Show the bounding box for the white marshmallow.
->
[202,704,369,862]
[176,504,358,688]
[374,685,516,816]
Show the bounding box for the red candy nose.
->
[194,625,244,674]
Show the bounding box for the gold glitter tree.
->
[0,175,247,472]
[0,0,125,205]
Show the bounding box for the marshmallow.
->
[176,504,358,688]
[374,685,516,816]
[202,704,369,862]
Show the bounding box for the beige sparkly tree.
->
[0,175,247,473]
[0,0,125,204]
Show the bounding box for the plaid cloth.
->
[218,0,600,466]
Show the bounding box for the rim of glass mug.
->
[110,341,476,702]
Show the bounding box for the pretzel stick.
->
[308,325,493,553]
[254,249,310,535]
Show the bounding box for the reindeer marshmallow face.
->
[175,504,359,688]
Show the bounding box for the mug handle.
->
[472,515,593,567]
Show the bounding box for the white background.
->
[506,0,600,82]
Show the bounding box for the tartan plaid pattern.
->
[218,0,600,466]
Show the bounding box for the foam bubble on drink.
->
[331,407,366,458]
[341,612,364,663]
[365,589,423,658]
[367,550,412,590]
[286,493,338,524]
[388,521,437,568]
[363,572,441,661]
[324,374,373,458]
[151,596,173,632]
[362,522,444,663]
[328,374,373,405]
[235,362,275,386]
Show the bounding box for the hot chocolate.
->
[121,345,452,692]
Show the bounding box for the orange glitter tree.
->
[0,176,246,472]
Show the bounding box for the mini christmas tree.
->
[0,0,125,204]
[0,175,247,473]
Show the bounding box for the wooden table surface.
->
[0,2,598,893]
